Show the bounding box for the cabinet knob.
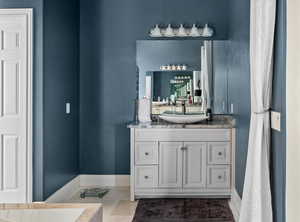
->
[218,175,222,179]
[144,176,149,179]
[218,152,222,156]
[181,147,187,151]
[145,152,149,156]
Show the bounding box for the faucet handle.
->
[181,146,187,151]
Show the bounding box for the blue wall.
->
[271,0,286,221]
[43,0,80,199]
[227,0,251,196]
[79,0,230,174]
[0,1,286,214]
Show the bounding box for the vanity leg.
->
[130,128,135,202]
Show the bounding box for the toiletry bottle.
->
[187,92,193,104]
[189,95,193,104]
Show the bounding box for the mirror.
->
[136,40,229,115]
[148,71,204,115]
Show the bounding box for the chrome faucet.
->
[182,100,186,115]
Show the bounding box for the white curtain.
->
[239,0,276,222]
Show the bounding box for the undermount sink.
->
[159,112,208,124]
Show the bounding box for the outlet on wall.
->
[66,103,71,114]
[271,111,281,131]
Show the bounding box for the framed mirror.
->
[136,40,229,115]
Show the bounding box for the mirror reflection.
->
[136,40,228,116]
[149,71,205,115]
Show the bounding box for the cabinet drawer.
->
[207,165,230,188]
[135,166,158,188]
[207,142,231,164]
[135,129,231,142]
[135,142,158,165]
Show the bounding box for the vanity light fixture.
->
[149,24,214,38]
[160,64,187,71]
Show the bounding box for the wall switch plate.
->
[66,103,71,114]
[271,111,281,131]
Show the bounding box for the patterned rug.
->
[133,198,234,222]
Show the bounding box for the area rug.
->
[132,198,234,222]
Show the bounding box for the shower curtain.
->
[239,0,276,222]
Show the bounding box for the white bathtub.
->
[0,208,85,222]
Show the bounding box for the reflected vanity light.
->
[160,64,187,71]
[149,24,214,38]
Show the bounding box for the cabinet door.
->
[158,142,183,188]
[183,142,207,188]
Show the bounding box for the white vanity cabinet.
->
[129,128,235,201]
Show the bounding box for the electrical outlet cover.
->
[271,111,281,131]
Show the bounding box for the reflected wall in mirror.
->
[136,40,229,115]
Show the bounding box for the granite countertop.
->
[0,203,102,222]
[128,115,235,129]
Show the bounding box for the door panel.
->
[183,142,207,188]
[0,12,29,203]
[2,61,20,116]
[159,142,183,188]
[3,135,18,189]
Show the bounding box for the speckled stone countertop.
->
[0,203,102,222]
[128,115,235,129]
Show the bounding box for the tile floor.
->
[64,187,238,222]
[65,187,137,222]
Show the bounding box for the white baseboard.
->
[229,188,241,222]
[46,176,80,203]
[80,175,130,187]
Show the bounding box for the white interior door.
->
[0,9,32,203]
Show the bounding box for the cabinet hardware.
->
[218,175,222,179]
[144,176,149,179]
[218,152,222,156]
[145,152,149,156]
[181,147,187,151]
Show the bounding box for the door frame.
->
[286,0,300,220]
[0,8,33,203]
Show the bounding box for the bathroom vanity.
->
[130,40,235,201]
[128,116,235,201]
